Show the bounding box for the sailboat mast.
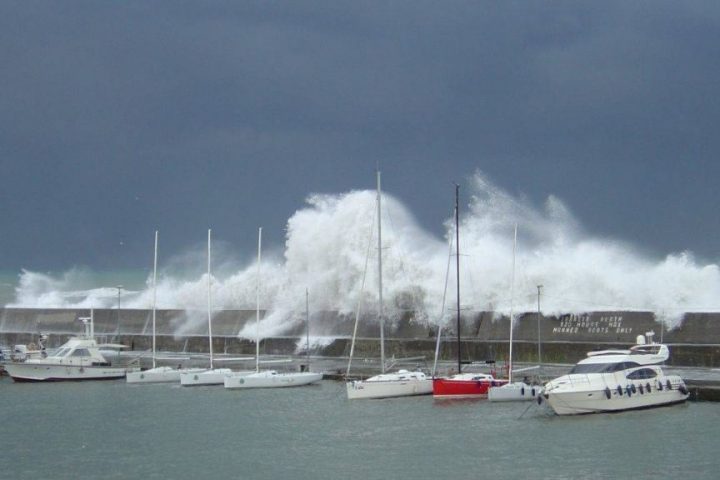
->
[256,227,262,373]
[208,229,213,369]
[455,184,461,374]
[377,170,385,374]
[152,230,158,369]
[306,288,310,368]
[508,224,517,383]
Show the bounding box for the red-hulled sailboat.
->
[432,185,507,398]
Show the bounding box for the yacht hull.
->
[347,378,433,399]
[5,363,135,382]
[225,371,322,389]
[544,377,689,415]
[488,382,540,402]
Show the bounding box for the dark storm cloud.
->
[1,1,720,272]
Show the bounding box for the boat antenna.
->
[455,183,461,374]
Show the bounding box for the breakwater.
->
[2,308,719,368]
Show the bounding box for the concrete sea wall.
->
[1,308,719,367]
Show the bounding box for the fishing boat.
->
[540,331,689,415]
[127,231,205,384]
[346,170,432,400]
[225,228,322,390]
[4,310,139,382]
[432,185,505,399]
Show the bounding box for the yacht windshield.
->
[569,361,640,374]
[54,348,71,357]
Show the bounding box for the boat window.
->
[569,362,640,374]
[71,348,91,357]
[626,368,657,380]
[55,348,71,357]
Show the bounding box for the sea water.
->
[1,377,718,479]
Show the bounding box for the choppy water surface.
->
[1,378,718,479]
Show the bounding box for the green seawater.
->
[0,378,718,479]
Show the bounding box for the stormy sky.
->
[2,1,719,273]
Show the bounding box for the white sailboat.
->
[346,170,432,400]
[488,225,540,402]
[127,231,204,384]
[225,228,322,389]
[181,229,235,386]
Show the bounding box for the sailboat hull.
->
[180,368,236,386]
[126,367,205,384]
[346,378,433,400]
[432,377,507,399]
[488,382,540,402]
[224,371,323,389]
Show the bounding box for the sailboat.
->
[224,228,322,389]
[180,229,235,386]
[432,185,507,398]
[488,225,540,401]
[345,170,432,400]
[127,231,204,384]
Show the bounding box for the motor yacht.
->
[3,314,139,382]
[540,332,688,415]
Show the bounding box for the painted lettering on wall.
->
[552,314,632,336]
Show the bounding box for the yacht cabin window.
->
[55,348,71,357]
[569,361,640,374]
[626,368,657,380]
[71,348,91,357]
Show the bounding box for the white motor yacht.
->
[4,313,139,382]
[540,332,689,415]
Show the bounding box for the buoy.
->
[604,387,611,399]
[666,380,672,390]
[626,385,632,397]
[631,384,637,394]
[521,387,525,396]
[658,381,663,391]
[639,384,644,394]
[646,382,651,393]
[616,385,623,396]
[679,385,689,395]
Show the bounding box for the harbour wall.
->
[1,308,719,367]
